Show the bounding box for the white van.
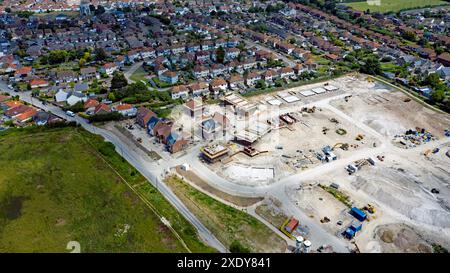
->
[66,110,75,117]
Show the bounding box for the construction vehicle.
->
[355,159,369,168]
[346,164,358,174]
[330,118,339,124]
[367,76,374,82]
[302,106,316,113]
[363,204,376,214]
[322,146,337,161]
[333,142,349,151]
[355,134,365,141]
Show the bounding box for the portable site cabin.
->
[350,207,367,222]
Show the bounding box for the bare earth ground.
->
[175,166,263,207]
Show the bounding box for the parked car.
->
[66,110,75,117]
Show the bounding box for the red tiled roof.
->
[84,99,99,109]
[115,104,133,111]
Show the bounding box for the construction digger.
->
[346,158,370,174]
[302,106,316,113]
[332,142,349,151]
[363,204,376,214]
[330,118,339,124]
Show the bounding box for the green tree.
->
[431,89,445,103]
[401,31,417,42]
[111,72,128,90]
[423,73,441,88]
[107,92,116,102]
[360,56,381,75]
[255,80,266,89]
[93,48,107,62]
[216,46,225,64]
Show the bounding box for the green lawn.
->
[165,176,287,253]
[0,126,215,253]
[381,62,401,73]
[130,66,149,85]
[346,0,448,13]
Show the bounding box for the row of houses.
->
[0,95,61,126]
[170,65,300,99]
[135,107,188,153]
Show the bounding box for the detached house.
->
[279,67,295,79]
[262,70,278,83]
[171,85,189,100]
[159,71,178,85]
[188,82,210,96]
[209,77,228,95]
[101,63,118,75]
[93,103,111,115]
[14,66,33,81]
[67,92,88,106]
[245,72,261,86]
[227,74,244,90]
[193,65,209,78]
[80,67,98,81]
[84,98,100,115]
[30,79,49,89]
[113,103,137,117]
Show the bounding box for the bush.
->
[88,112,123,123]
[63,101,85,113]
[229,240,250,253]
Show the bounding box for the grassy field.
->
[130,66,150,86]
[0,126,215,253]
[346,0,449,13]
[165,175,287,253]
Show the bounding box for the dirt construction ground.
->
[330,79,450,138]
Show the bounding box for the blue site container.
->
[350,207,367,222]
[350,223,362,232]
[344,228,355,239]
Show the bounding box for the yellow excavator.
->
[355,134,365,141]
[333,143,349,151]
[363,204,376,214]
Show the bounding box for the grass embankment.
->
[165,175,287,253]
[255,204,288,229]
[318,184,352,208]
[346,0,448,13]
[0,126,215,252]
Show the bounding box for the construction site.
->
[119,73,450,253]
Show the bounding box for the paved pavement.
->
[0,81,227,253]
